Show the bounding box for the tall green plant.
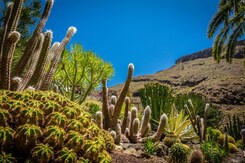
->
[54,44,114,104]
[139,83,173,123]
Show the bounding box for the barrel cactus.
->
[169,143,190,163]
[0,90,114,162]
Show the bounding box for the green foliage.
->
[0,90,113,162]
[169,143,189,163]
[143,138,159,155]
[175,93,222,127]
[207,0,245,63]
[139,83,173,123]
[200,141,225,163]
[224,114,245,141]
[82,99,102,118]
[54,44,114,104]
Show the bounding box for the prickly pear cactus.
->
[0,90,114,162]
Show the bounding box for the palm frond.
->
[207,2,233,38]
[226,21,245,63]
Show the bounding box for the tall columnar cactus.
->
[121,97,130,134]
[96,111,103,129]
[0,0,76,91]
[139,106,151,138]
[101,63,134,130]
[130,107,137,140]
[150,113,168,141]
[241,128,245,146]
[185,101,209,142]
[115,124,122,144]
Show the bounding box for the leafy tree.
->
[207,0,245,63]
[54,44,114,104]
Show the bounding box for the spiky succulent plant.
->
[0,90,114,162]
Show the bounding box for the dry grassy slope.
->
[110,48,245,117]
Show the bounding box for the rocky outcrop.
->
[176,40,244,64]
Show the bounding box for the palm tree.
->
[207,0,245,63]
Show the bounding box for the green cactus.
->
[65,130,84,152]
[31,143,54,163]
[169,143,190,163]
[56,147,77,163]
[18,107,44,125]
[0,90,113,162]
[0,109,12,126]
[0,151,16,163]
[189,149,204,163]
[46,112,68,128]
[121,97,130,134]
[163,134,181,148]
[0,126,15,149]
[43,125,66,148]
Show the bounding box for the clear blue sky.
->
[41,0,219,87]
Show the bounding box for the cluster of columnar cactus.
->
[96,64,168,144]
[0,0,76,91]
[0,90,114,162]
[184,99,209,142]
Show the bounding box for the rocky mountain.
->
[110,43,245,117]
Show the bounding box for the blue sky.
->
[41,0,219,87]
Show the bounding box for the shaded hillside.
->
[110,45,245,117]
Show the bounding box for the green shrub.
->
[200,141,225,163]
[143,138,159,155]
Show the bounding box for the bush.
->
[169,143,190,163]
[200,141,225,163]
[143,138,159,155]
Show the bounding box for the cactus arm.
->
[110,63,134,130]
[95,111,103,129]
[0,2,13,72]
[40,27,77,90]
[203,103,209,141]
[6,0,24,34]
[184,104,198,134]
[18,33,44,91]
[13,0,54,78]
[139,106,151,137]
[121,97,130,134]
[129,107,137,140]
[29,30,52,86]
[151,113,168,141]
[131,118,140,143]
[101,80,110,130]
[0,31,20,89]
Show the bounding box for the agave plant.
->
[164,105,196,145]
[0,109,12,126]
[46,112,67,127]
[67,119,83,132]
[62,106,78,119]
[15,124,42,149]
[0,151,16,163]
[0,126,15,148]
[65,130,84,152]
[18,107,44,125]
[43,125,66,147]
[56,147,77,163]
[31,143,54,163]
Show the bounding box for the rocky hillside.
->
[110,43,245,117]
